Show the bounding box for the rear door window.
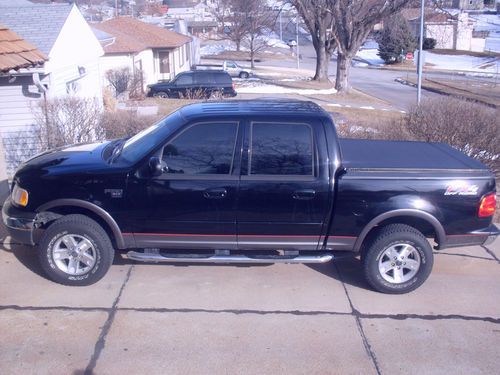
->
[194,72,212,84]
[214,73,231,85]
[249,122,314,176]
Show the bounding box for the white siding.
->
[0,76,39,133]
[45,5,104,101]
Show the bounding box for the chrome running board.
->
[126,251,334,264]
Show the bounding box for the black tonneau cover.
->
[339,139,487,170]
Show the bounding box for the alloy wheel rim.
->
[52,234,96,276]
[378,243,421,284]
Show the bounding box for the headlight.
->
[12,185,29,207]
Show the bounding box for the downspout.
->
[33,73,50,149]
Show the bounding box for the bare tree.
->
[245,3,276,68]
[328,0,414,92]
[211,0,252,51]
[290,1,335,82]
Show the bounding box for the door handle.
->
[203,188,227,199]
[293,189,316,200]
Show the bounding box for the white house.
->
[0,2,104,174]
[92,17,193,91]
[0,3,104,134]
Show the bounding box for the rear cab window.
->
[247,122,315,177]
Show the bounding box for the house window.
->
[159,51,170,73]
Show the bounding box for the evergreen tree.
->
[377,15,417,64]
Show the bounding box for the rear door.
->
[236,119,331,250]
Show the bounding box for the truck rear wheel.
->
[239,71,249,79]
[38,214,114,286]
[362,224,433,294]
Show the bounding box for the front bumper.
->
[2,198,36,245]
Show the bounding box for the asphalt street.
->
[1,221,499,375]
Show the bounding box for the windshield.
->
[117,111,183,163]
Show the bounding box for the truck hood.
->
[15,141,113,177]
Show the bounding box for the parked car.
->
[194,60,252,79]
[147,70,237,99]
[3,100,498,292]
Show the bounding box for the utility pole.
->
[417,0,425,104]
[296,17,300,69]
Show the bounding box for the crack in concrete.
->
[83,265,133,375]
[481,245,500,264]
[433,251,496,262]
[1,304,499,323]
[334,263,382,375]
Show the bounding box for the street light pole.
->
[296,17,300,69]
[417,0,425,104]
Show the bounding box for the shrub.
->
[422,37,436,50]
[105,67,145,98]
[100,110,156,139]
[399,97,499,177]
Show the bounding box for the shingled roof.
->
[0,22,47,73]
[0,4,73,55]
[92,17,191,54]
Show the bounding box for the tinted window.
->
[226,62,236,68]
[214,73,232,85]
[174,74,193,85]
[250,123,313,176]
[195,72,212,84]
[163,122,238,175]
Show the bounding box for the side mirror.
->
[149,156,167,177]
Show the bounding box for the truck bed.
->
[339,139,487,171]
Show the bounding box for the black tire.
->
[37,214,114,286]
[362,224,433,294]
[239,71,249,79]
[153,91,169,98]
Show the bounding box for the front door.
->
[236,120,331,251]
[128,120,242,250]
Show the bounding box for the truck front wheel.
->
[362,224,433,294]
[38,214,115,286]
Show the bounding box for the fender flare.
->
[353,209,446,251]
[36,199,126,249]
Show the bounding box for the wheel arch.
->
[354,209,446,252]
[36,199,126,249]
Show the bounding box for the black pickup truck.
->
[3,100,498,293]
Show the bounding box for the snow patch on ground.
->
[356,48,384,66]
[237,82,337,95]
[424,51,499,73]
[470,14,500,53]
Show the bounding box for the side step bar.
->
[126,251,334,264]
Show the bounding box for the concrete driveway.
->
[1,223,499,375]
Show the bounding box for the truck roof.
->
[178,99,331,120]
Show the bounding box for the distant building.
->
[92,17,193,92]
[452,0,484,10]
[404,10,486,52]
